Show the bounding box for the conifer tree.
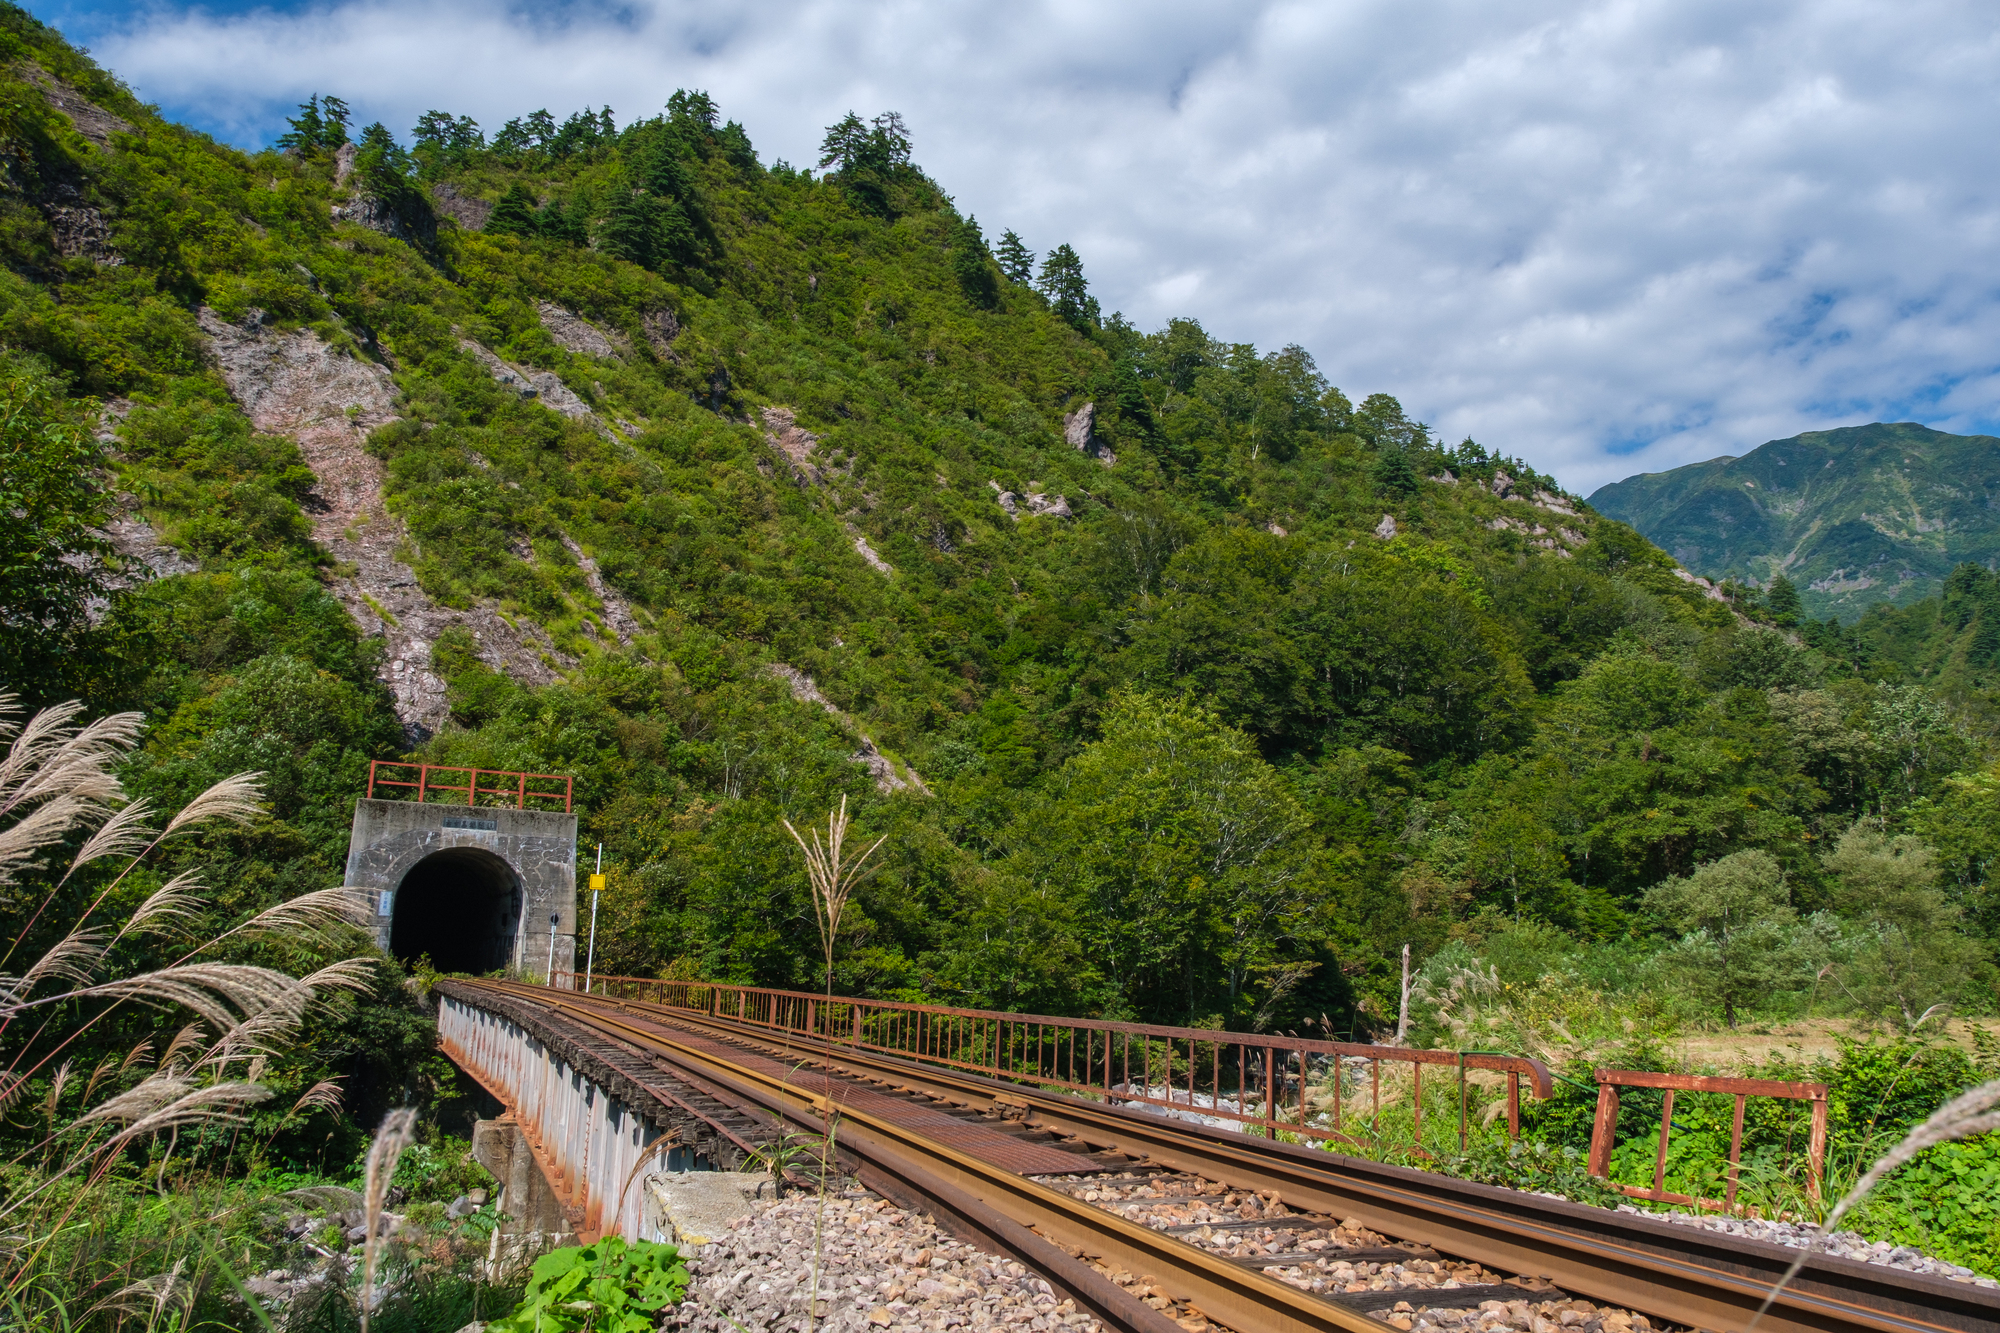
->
[597,189,660,266]
[1766,573,1802,627]
[276,94,351,154]
[1037,244,1098,329]
[996,230,1034,284]
[954,216,999,309]
[485,182,541,238]
[1372,445,1420,500]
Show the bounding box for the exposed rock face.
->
[642,309,681,359]
[557,534,642,645]
[200,308,567,739]
[23,65,130,148]
[1061,401,1116,467]
[538,302,620,360]
[460,339,594,419]
[100,510,197,584]
[1487,470,1515,498]
[333,142,357,185]
[767,665,929,796]
[988,480,1071,521]
[429,181,491,232]
[1374,513,1398,540]
[849,529,893,576]
[1532,488,1577,515]
[760,407,825,484]
[46,197,117,263]
[1673,567,1729,601]
[331,191,435,247]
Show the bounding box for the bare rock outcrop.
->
[558,534,643,645]
[1061,402,1116,467]
[642,309,681,359]
[23,65,130,148]
[760,406,826,484]
[460,339,595,419]
[429,182,491,232]
[46,196,117,263]
[1673,567,1729,601]
[538,302,621,360]
[1373,513,1398,540]
[767,665,929,796]
[849,529,893,576]
[200,307,567,738]
[331,191,434,247]
[988,481,1070,521]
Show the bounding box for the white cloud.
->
[51,0,2000,491]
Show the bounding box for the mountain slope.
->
[1589,422,2000,619]
[10,0,1998,1049]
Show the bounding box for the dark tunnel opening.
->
[390,847,522,974]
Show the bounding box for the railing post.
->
[1809,1092,1828,1200]
[417,763,429,804]
[517,770,526,810]
[1727,1094,1747,1210]
[1588,1079,1621,1178]
[1651,1089,1676,1197]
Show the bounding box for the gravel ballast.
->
[669,1189,1105,1333]
[1622,1206,1997,1287]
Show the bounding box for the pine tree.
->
[996,231,1034,285]
[1372,446,1420,500]
[1766,573,1802,627]
[953,216,998,310]
[640,136,695,202]
[536,194,590,247]
[485,182,541,238]
[597,190,659,267]
[277,94,349,154]
[1037,244,1098,329]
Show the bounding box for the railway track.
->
[439,979,1999,1333]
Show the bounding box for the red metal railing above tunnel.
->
[555,971,1555,1152]
[367,760,573,812]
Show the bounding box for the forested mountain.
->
[4,0,1996,1087]
[1589,422,2000,620]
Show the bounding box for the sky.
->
[35,0,2000,493]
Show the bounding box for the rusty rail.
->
[1587,1068,1829,1209]
[556,972,1553,1152]
[366,759,573,812]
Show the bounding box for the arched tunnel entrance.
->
[390,847,523,974]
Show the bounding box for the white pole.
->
[546,911,559,985]
[585,843,602,993]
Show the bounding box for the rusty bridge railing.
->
[367,760,574,812]
[555,972,1555,1151]
[1588,1068,1828,1210]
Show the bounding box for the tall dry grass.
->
[783,795,886,998]
[0,692,375,1319]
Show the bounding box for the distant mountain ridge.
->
[1587,422,2000,619]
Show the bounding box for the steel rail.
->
[565,986,2000,1333]
[457,979,1400,1333]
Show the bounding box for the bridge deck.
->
[582,999,1102,1177]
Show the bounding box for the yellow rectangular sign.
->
[588,873,606,893]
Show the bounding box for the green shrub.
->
[489,1238,690,1333]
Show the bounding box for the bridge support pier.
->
[471,1116,573,1243]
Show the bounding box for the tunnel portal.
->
[389,846,522,973]
[343,792,577,979]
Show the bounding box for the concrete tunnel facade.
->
[343,797,578,978]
